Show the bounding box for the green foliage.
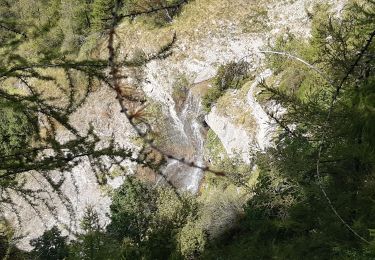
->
[107,176,158,243]
[125,0,184,27]
[91,0,116,31]
[90,0,185,31]
[105,176,200,259]
[202,87,222,113]
[215,61,250,91]
[30,226,69,260]
[151,185,200,259]
[59,0,94,52]
[204,129,227,164]
[0,97,38,156]
[1,0,96,56]
[0,219,28,260]
[69,207,121,260]
[178,219,207,259]
[266,32,323,101]
[202,61,250,112]
[203,1,375,259]
[28,186,201,259]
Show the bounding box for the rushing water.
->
[160,89,205,193]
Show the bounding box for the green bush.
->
[202,86,223,112]
[107,177,158,243]
[105,177,202,259]
[215,61,250,91]
[202,61,250,112]
[178,219,208,259]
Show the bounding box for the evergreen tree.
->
[203,1,375,258]
[107,177,158,244]
[30,226,69,260]
[69,206,121,260]
[91,0,117,31]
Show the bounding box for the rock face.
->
[5,0,346,250]
[141,0,345,163]
[206,107,253,163]
[245,70,274,151]
[4,87,138,250]
[205,69,274,163]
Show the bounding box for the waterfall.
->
[160,89,205,193]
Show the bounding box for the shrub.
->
[106,177,202,258]
[107,177,158,243]
[178,219,208,259]
[202,61,250,112]
[202,86,222,112]
[215,61,250,91]
[30,226,69,260]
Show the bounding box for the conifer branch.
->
[260,29,375,244]
[315,29,375,244]
[114,0,188,21]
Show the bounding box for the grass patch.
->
[241,4,270,33]
[204,129,228,165]
[113,0,274,57]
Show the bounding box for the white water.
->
[161,90,205,193]
[168,98,189,142]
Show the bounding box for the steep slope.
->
[4,0,346,250]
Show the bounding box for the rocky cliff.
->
[5,0,346,249]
